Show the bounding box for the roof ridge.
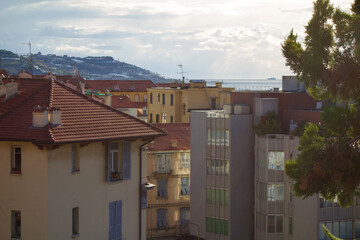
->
[53,80,167,136]
[0,80,50,122]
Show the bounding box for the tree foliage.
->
[282,0,360,206]
[254,111,281,136]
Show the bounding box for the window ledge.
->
[71,170,80,174]
[72,234,80,238]
[10,171,22,175]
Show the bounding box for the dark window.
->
[150,93,153,104]
[157,209,168,227]
[157,178,167,197]
[162,93,165,105]
[170,116,174,123]
[157,93,160,102]
[149,113,153,123]
[72,144,80,172]
[141,191,147,209]
[181,178,190,195]
[72,207,79,236]
[11,211,21,239]
[170,94,174,105]
[11,146,21,174]
[156,114,159,123]
[107,142,131,182]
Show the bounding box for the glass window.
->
[320,196,325,208]
[162,93,165,105]
[143,94,147,102]
[268,216,275,233]
[181,178,190,195]
[170,116,174,123]
[340,221,346,239]
[150,93,152,103]
[268,184,284,201]
[170,94,174,105]
[181,153,190,168]
[355,220,360,238]
[157,209,167,227]
[72,144,80,172]
[346,220,353,239]
[325,222,332,240]
[289,217,293,236]
[72,207,79,236]
[134,94,139,102]
[11,146,22,174]
[333,221,339,237]
[157,178,167,197]
[180,207,190,221]
[11,211,21,239]
[319,223,325,240]
[224,161,229,176]
[157,154,171,173]
[268,151,284,170]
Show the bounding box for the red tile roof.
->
[111,95,138,109]
[147,123,190,151]
[0,79,166,144]
[86,80,157,92]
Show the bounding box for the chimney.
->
[171,139,178,148]
[32,106,49,128]
[49,107,62,126]
[215,82,222,88]
[80,82,85,94]
[104,89,112,107]
[5,80,19,100]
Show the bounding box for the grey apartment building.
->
[190,76,360,240]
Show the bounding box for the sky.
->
[0,0,353,79]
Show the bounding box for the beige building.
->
[146,123,191,239]
[147,81,234,123]
[0,78,166,240]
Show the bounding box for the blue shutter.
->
[157,179,163,197]
[116,201,122,240]
[109,202,116,240]
[122,141,131,179]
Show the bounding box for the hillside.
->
[0,49,173,83]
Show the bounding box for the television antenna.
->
[23,42,33,74]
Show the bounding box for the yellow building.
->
[147,81,234,123]
[146,123,191,239]
[0,78,166,240]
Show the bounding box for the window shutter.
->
[109,202,116,240]
[122,141,131,179]
[108,143,118,182]
[116,201,122,240]
[163,179,167,196]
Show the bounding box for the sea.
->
[202,79,282,91]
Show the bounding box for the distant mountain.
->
[0,49,174,83]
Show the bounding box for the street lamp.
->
[178,219,200,240]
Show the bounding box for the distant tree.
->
[282,0,360,206]
[254,111,281,136]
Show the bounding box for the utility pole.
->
[23,42,33,74]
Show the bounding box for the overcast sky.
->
[0,0,353,79]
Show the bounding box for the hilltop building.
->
[146,123,191,239]
[0,78,166,240]
[147,80,234,123]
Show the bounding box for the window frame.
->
[11,146,22,174]
[157,209,168,227]
[180,177,190,195]
[72,144,80,173]
[11,210,21,239]
[72,207,80,237]
[107,141,131,182]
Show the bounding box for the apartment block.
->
[146,123,191,239]
[0,78,166,240]
[147,81,234,123]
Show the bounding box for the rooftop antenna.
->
[23,42,33,74]
[177,64,186,86]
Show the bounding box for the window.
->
[157,209,167,227]
[162,93,165,105]
[72,144,80,172]
[107,142,131,182]
[157,178,167,197]
[150,93,152,104]
[320,196,325,208]
[170,116,174,123]
[355,220,360,238]
[206,217,228,235]
[157,154,171,173]
[180,207,190,221]
[206,188,228,206]
[109,201,122,240]
[257,181,267,200]
[11,146,21,174]
[268,215,283,233]
[72,207,79,236]
[134,94,139,102]
[289,217,293,236]
[183,104,186,115]
[268,151,284,170]
[267,184,284,201]
[180,152,190,168]
[333,221,339,238]
[161,113,166,123]
[181,178,190,195]
[346,220,353,239]
[157,93,160,102]
[11,211,21,239]
[170,94,174,105]
[340,221,346,239]
[156,114,159,123]
[149,113,153,123]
